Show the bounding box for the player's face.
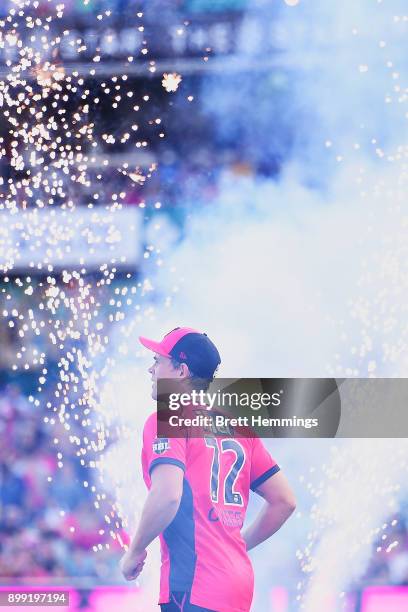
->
[148,353,185,399]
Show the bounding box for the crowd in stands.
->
[0,279,128,583]
[0,381,125,583]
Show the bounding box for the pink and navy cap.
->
[139,327,221,379]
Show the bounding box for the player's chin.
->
[151,386,157,400]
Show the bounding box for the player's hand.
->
[120,548,147,581]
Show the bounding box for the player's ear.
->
[179,362,191,379]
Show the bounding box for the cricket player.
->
[120,327,296,611]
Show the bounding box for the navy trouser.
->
[160,591,216,612]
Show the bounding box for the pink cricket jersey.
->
[141,412,280,612]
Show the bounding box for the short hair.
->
[170,357,218,392]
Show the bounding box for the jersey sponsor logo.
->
[152,438,170,454]
[208,506,243,528]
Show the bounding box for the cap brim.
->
[139,336,170,357]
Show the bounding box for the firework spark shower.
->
[0,0,166,565]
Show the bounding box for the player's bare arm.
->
[243,471,296,552]
[120,463,184,581]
